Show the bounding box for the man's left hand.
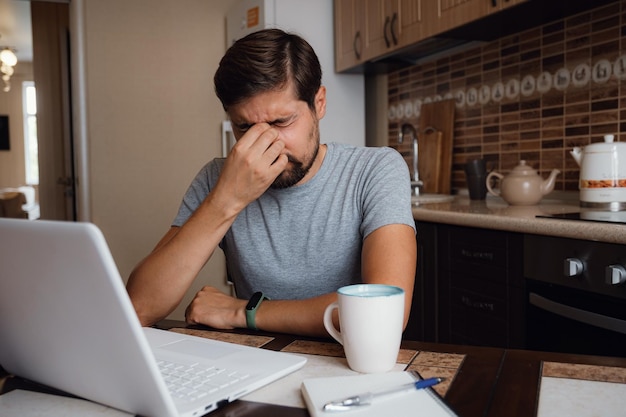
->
[184,286,247,329]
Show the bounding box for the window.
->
[23,81,38,185]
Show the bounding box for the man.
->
[127,29,416,337]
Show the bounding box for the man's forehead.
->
[228,87,303,125]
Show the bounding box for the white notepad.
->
[301,371,458,417]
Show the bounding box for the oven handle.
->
[529,292,626,335]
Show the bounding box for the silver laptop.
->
[0,219,306,417]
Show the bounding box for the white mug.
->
[323,284,405,373]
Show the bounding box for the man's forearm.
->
[253,293,338,338]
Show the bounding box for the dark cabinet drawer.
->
[437,224,525,348]
[440,224,524,287]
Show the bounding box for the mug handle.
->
[323,302,343,345]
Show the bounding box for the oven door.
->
[526,279,626,357]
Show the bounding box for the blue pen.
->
[323,376,445,412]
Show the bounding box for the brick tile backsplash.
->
[387,0,625,192]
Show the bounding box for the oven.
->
[524,233,626,357]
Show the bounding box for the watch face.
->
[246,292,263,310]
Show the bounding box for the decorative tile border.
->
[388,1,626,193]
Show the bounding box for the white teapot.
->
[570,134,626,209]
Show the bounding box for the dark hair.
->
[214,29,322,111]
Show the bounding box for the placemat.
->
[539,362,626,417]
[406,351,465,397]
[169,328,274,348]
[542,361,626,383]
[281,340,465,397]
[280,339,418,364]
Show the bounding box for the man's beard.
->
[270,146,319,189]
[270,122,320,189]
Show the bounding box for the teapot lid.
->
[586,134,626,150]
[510,160,538,176]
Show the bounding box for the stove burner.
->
[537,211,626,225]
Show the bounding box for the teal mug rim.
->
[337,283,404,297]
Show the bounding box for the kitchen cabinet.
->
[334,0,366,72]
[334,0,425,72]
[405,221,438,342]
[334,0,527,72]
[408,221,525,348]
[438,223,525,348]
[424,0,527,39]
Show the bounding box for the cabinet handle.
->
[353,30,361,60]
[491,0,497,6]
[390,12,398,46]
[460,248,495,261]
[460,295,495,312]
[529,293,626,335]
[384,16,391,48]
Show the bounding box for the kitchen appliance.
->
[571,134,626,210]
[537,211,626,225]
[486,160,560,206]
[524,234,626,357]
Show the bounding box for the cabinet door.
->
[397,0,425,49]
[424,0,528,38]
[437,224,525,348]
[364,0,398,58]
[334,0,367,72]
[406,221,438,342]
[366,0,425,57]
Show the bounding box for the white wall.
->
[76,0,364,321]
[270,0,365,147]
[80,0,234,320]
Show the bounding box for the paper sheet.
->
[242,353,406,408]
[0,390,133,417]
[301,371,457,417]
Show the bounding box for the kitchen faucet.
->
[398,123,423,196]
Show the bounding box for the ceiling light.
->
[0,47,17,92]
[0,48,17,67]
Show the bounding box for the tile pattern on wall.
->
[388,0,625,192]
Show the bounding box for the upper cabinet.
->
[334,0,426,72]
[335,0,366,72]
[334,0,528,73]
[426,0,527,38]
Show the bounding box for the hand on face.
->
[217,123,288,208]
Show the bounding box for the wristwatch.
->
[245,292,268,330]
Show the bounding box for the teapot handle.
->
[486,172,503,197]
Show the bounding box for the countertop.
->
[3,321,626,417]
[412,191,626,245]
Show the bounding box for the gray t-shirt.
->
[173,143,415,300]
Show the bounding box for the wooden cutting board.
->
[417,130,442,194]
[418,100,455,194]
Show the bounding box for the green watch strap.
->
[245,292,268,330]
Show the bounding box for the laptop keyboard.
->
[157,359,250,402]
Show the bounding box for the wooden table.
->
[2,320,626,417]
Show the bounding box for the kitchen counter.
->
[412,191,626,245]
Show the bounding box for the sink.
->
[412,194,455,205]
